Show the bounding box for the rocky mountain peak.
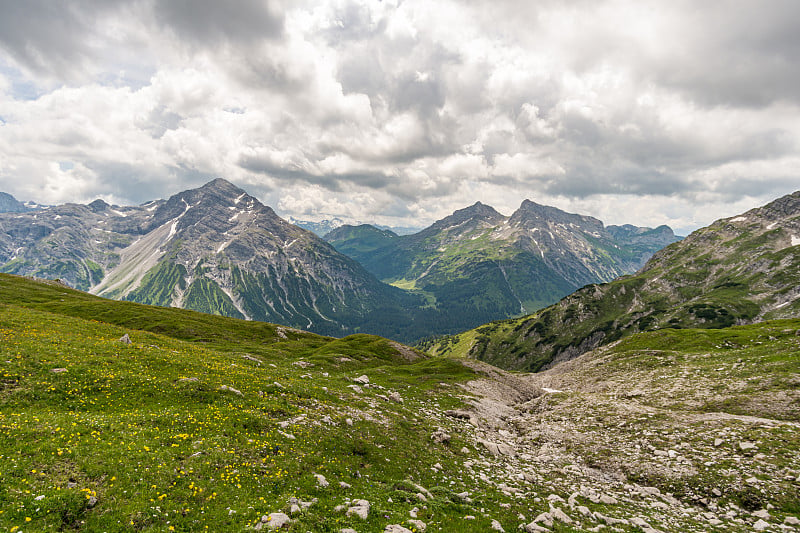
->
[88,199,110,212]
[510,199,604,232]
[0,192,30,213]
[426,201,506,233]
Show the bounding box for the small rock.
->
[388,391,403,403]
[292,360,314,368]
[87,496,98,508]
[630,517,651,529]
[339,481,351,489]
[242,354,263,363]
[739,441,757,452]
[490,519,505,531]
[785,516,800,526]
[746,477,760,484]
[314,473,329,488]
[431,428,451,444]
[524,521,550,532]
[460,447,470,454]
[278,431,295,440]
[340,529,358,533]
[290,504,301,515]
[346,418,353,426]
[550,507,572,524]
[753,509,771,519]
[533,512,553,527]
[385,525,412,533]
[714,438,724,447]
[118,333,132,344]
[34,495,45,501]
[50,368,67,373]
[410,507,418,518]
[712,488,722,497]
[577,506,592,517]
[353,375,370,384]
[256,512,292,530]
[347,385,363,394]
[407,519,427,531]
[753,519,770,531]
[346,499,370,520]
[599,494,618,505]
[178,377,199,382]
[219,385,243,396]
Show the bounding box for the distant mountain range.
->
[325,200,679,331]
[287,216,421,237]
[427,190,800,371]
[0,179,678,341]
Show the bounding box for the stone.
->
[385,526,412,533]
[785,516,800,526]
[753,519,770,531]
[340,530,357,533]
[630,517,651,529]
[255,512,292,530]
[178,377,198,382]
[407,519,427,531]
[347,385,363,394]
[339,481,351,489]
[550,507,572,524]
[524,522,550,532]
[431,428,451,444]
[87,496,98,508]
[533,512,553,527]
[242,354,263,363]
[314,473,329,488]
[577,506,592,517]
[714,438,724,447]
[599,494,618,505]
[50,368,67,373]
[118,333,132,344]
[353,375,370,384]
[388,391,403,403]
[739,441,757,452]
[490,519,505,531]
[292,360,314,368]
[347,499,370,520]
[753,509,771,519]
[219,385,243,396]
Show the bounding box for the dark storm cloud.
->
[238,154,393,192]
[648,1,800,108]
[0,0,123,78]
[152,0,284,46]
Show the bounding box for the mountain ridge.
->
[426,190,800,371]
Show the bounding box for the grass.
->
[0,274,553,532]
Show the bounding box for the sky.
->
[0,1,798,235]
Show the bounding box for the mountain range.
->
[427,190,800,371]
[325,200,679,330]
[0,179,677,342]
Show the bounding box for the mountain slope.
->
[327,200,680,333]
[0,180,425,340]
[427,190,800,371]
[1,273,798,532]
[0,192,29,213]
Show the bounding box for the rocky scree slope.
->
[0,179,421,339]
[327,200,679,334]
[427,190,800,371]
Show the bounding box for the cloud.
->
[0,0,798,233]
